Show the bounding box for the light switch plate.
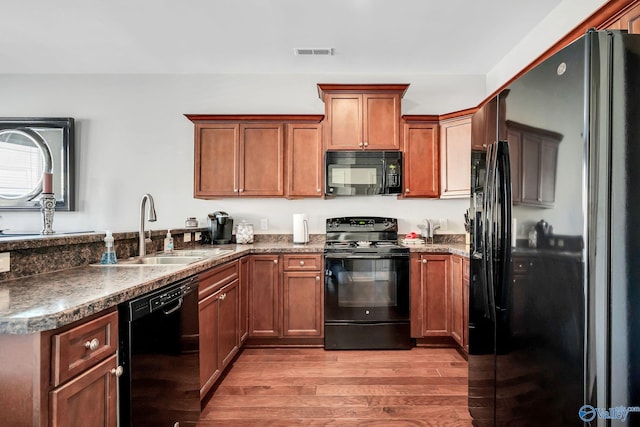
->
[0,252,10,273]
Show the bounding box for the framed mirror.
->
[0,118,75,211]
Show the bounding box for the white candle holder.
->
[40,193,56,235]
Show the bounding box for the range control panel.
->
[326,217,397,232]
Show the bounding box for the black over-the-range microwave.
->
[325,150,402,196]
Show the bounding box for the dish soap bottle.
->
[100,230,117,264]
[164,229,174,252]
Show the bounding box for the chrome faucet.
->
[139,193,157,256]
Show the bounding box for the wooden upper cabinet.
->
[187,115,322,199]
[194,123,238,197]
[402,118,439,198]
[318,84,409,150]
[440,115,472,199]
[286,121,323,198]
[604,2,640,33]
[239,123,284,197]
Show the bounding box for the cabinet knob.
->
[274,259,278,264]
[239,189,244,193]
[111,366,124,377]
[422,259,427,264]
[358,142,364,147]
[84,338,100,351]
[363,142,369,147]
[234,188,238,192]
[220,293,226,300]
[316,188,321,192]
[299,261,305,266]
[316,276,320,281]
[405,188,410,193]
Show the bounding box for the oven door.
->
[324,253,410,322]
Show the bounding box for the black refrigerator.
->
[468,29,640,426]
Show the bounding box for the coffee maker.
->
[207,211,233,244]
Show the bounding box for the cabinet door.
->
[194,123,239,197]
[450,256,464,346]
[363,93,401,150]
[606,3,640,33]
[198,291,220,397]
[282,271,323,337]
[440,116,471,198]
[49,354,117,427]
[462,258,470,353]
[249,255,281,337]
[403,122,439,197]
[411,254,450,337]
[324,94,363,149]
[239,123,285,196]
[218,281,239,370]
[286,123,323,197]
[238,257,250,345]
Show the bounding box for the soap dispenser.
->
[164,229,174,252]
[100,230,117,264]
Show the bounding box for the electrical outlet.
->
[0,252,10,273]
[260,218,269,230]
[194,232,201,241]
[439,218,449,231]
[183,233,192,243]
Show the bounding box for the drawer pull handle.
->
[111,366,124,377]
[299,261,305,266]
[84,338,100,351]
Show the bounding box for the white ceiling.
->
[0,0,569,75]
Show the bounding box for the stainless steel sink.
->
[119,256,205,265]
[90,248,234,267]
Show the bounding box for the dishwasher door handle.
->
[162,297,183,315]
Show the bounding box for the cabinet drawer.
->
[513,258,532,274]
[282,254,322,271]
[199,260,239,299]
[51,311,118,387]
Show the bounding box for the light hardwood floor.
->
[197,347,473,426]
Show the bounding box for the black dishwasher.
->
[118,275,200,427]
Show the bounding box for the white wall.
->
[0,73,483,235]
[485,0,608,95]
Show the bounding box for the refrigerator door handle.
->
[483,143,497,321]
[494,141,512,314]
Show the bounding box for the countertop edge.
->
[0,243,469,334]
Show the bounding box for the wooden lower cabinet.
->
[249,254,324,341]
[249,255,281,337]
[411,253,470,352]
[450,255,464,347]
[410,254,450,338]
[0,309,120,427]
[282,271,323,337]
[49,354,118,427]
[198,261,240,399]
[462,258,470,353]
[239,256,250,344]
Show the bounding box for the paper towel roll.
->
[293,214,309,244]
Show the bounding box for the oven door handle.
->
[324,253,409,260]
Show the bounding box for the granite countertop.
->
[0,241,467,335]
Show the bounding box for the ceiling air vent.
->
[294,48,334,56]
